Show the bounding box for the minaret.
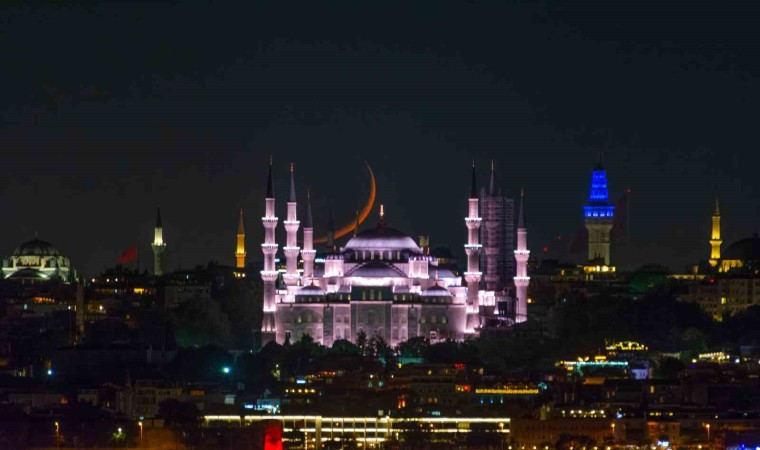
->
[260,159,279,344]
[464,161,483,332]
[283,163,301,286]
[235,209,246,272]
[151,206,166,276]
[583,158,614,265]
[302,189,316,280]
[483,161,499,291]
[709,197,722,267]
[514,189,530,323]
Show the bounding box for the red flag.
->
[118,246,138,264]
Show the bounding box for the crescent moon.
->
[314,161,376,244]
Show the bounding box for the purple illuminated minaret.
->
[260,159,278,344]
[302,189,316,281]
[464,161,483,333]
[283,163,300,286]
[514,189,530,323]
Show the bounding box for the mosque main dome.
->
[344,223,422,253]
[720,233,760,272]
[722,233,760,261]
[2,237,72,283]
[13,239,60,257]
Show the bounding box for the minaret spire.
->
[288,162,297,203]
[489,160,495,196]
[709,196,722,268]
[470,158,478,198]
[266,157,275,199]
[260,158,279,343]
[151,206,166,276]
[235,209,246,273]
[283,162,301,286]
[302,188,316,280]
[514,188,530,323]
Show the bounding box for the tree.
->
[555,433,596,450]
[356,330,368,356]
[172,296,232,348]
[217,278,263,348]
[331,339,360,355]
[398,336,428,358]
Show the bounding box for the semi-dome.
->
[296,284,326,296]
[421,284,453,297]
[13,238,60,257]
[344,223,421,253]
[346,261,407,278]
[722,233,760,261]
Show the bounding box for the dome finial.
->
[379,204,385,226]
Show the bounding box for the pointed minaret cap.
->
[470,158,478,198]
[237,208,245,234]
[288,162,297,202]
[304,188,314,229]
[518,188,526,229]
[266,156,275,199]
[714,196,720,216]
[155,206,162,228]
[489,160,495,196]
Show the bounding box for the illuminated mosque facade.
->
[257,161,529,346]
[1,237,74,283]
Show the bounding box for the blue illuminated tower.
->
[583,159,614,265]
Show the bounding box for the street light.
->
[222,366,231,374]
[138,421,143,447]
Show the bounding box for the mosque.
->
[1,237,74,283]
[251,161,530,347]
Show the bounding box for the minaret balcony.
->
[464,271,482,283]
[262,217,279,228]
[464,244,482,256]
[465,217,482,229]
[301,249,316,258]
[261,243,279,255]
[260,270,279,282]
[283,246,301,257]
[284,220,300,232]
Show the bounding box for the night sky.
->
[1,1,759,276]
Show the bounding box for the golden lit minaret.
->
[709,197,722,267]
[235,208,246,272]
